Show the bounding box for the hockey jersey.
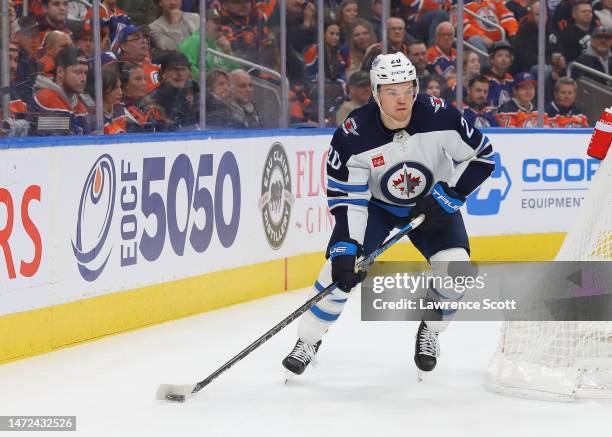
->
[460,102,499,127]
[426,45,456,77]
[483,69,514,107]
[497,98,548,127]
[463,0,518,41]
[545,101,589,128]
[84,3,133,52]
[327,95,495,246]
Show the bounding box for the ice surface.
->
[0,287,609,436]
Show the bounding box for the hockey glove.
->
[329,241,367,292]
[409,182,466,232]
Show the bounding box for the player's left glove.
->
[409,182,466,232]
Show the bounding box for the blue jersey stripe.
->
[327,179,369,192]
[327,198,369,208]
[310,305,341,321]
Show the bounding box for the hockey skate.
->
[282,339,322,382]
[414,321,440,381]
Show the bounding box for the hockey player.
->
[282,52,496,379]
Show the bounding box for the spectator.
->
[573,25,611,85]
[84,0,133,51]
[426,21,456,78]
[38,0,72,45]
[205,68,247,128]
[552,0,599,34]
[31,46,91,135]
[461,75,499,127]
[220,0,271,63]
[422,75,443,97]
[401,0,450,47]
[267,0,317,54]
[72,24,94,58]
[361,17,411,71]
[8,43,28,117]
[178,8,237,79]
[148,0,199,51]
[117,25,161,93]
[368,0,383,40]
[37,30,72,78]
[141,51,199,130]
[102,64,127,134]
[340,19,378,80]
[336,0,359,43]
[483,40,515,107]
[546,77,589,127]
[228,69,263,128]
[559,1,599,63]
[407,39,430,80]
[497,71,547,126]
[595,0,612,28]
[335,70,371,124]
[443,50,481,100]
[13,17,42,104]
[513,1,541,73]
[463,0,518,64]
[304,20,346,81]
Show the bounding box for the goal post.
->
[485,119,612,401]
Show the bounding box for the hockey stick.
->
[156,214,425,402]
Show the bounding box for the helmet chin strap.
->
[373,94,411,130]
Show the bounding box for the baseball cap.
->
[118,25,146,43]
[592,26,611,38]
[55,46,89,69]
[16,16,40,35]
[489,40,514,56]
[158,51,190,71]
[349,71,370,86]
[513,72,536,88]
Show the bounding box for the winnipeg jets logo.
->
[342,117,359,136]
[392,165,421,197]
[430,96,445,113]
[380,162,433,205]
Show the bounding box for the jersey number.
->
[460,117,474,139]
[327,146,341,170]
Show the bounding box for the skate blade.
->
[417,369,423,382]
[284,370,297,384]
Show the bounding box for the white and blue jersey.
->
[327,94,496,251]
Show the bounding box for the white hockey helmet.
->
[369,52,419,103]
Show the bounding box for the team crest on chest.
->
[380,162,433,204]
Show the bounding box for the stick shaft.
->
[191,214,425,394]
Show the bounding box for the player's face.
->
[125,67,147,100]
[45,0,68,24]
[555,84,576,108]
[468,81,489,105]
[324,25,340,49]
[379,81,414,122]
[60,64,88,94]
[514,83,535,106]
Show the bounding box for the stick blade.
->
[155,383,197,402]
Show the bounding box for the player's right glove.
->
[409,182,466,232]
[329,241,367,292]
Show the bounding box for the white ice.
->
[0,287,609,437]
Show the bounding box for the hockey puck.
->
[166,394,186,403]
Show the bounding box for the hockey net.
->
[486,152,612,401]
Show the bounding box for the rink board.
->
[0,128,592,363]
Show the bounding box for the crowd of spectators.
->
[1,0,611,136]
